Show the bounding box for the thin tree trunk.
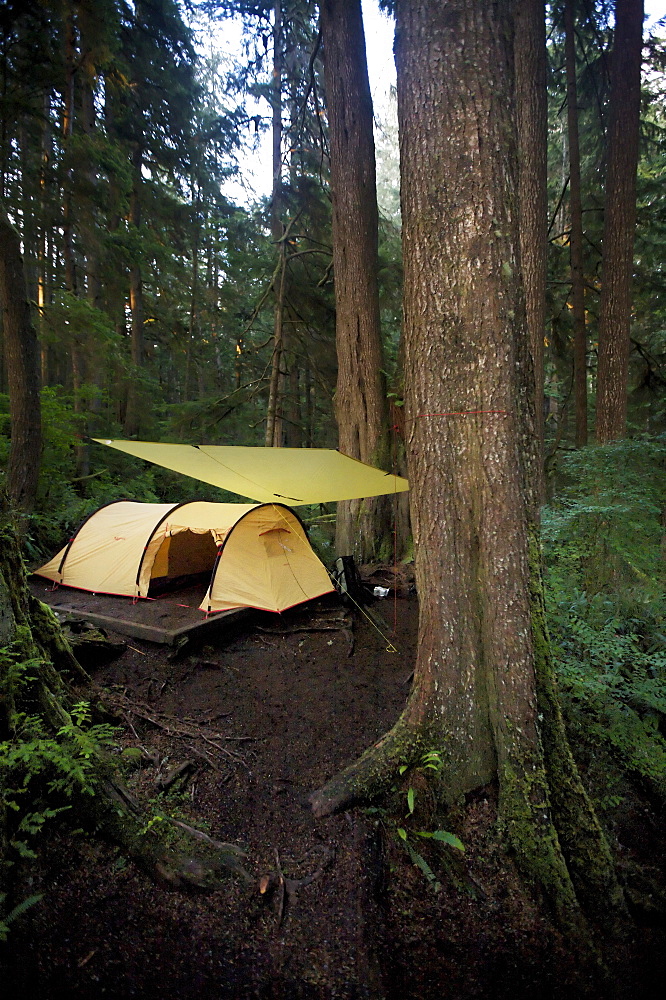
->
[38,89,52,386]
[77,8,101,476]
[320,0,392,561]
[595,0,644,442]
[271,0,283,247]
[265,0,287,446]
[185,186,201,402]
[62,3,77,296]
[80,4,101,311]
[19,118,38,307]
[288,355,302,448]
[125,145,144,437]
[265,245,287,447]
[564,0,588,448]
[0,203,41,511]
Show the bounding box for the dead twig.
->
[187,743,224,774]
[155,759,196,791]
[262,845,335,929]
[104,690,249,768]
[343,628,355,657]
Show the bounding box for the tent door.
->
[149,529,218,594]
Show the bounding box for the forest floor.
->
[3,585,666,999]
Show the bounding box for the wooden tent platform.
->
[29,578,250,646]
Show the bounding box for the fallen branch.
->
[256,625,349,636]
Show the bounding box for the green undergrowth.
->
[365,751,465,894]
[0,650,119,865]
[543,438,666,803]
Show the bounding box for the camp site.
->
[1,1,665,997]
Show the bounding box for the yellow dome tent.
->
[34,500,334,614]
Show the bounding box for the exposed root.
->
[83,766,252,887]
[261,845,335,928]
[309,714,428,817]
[528,528,627,932]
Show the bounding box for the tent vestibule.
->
[34,501,334,614]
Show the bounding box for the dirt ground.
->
[3,589,665,999]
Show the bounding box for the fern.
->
[543,437,666,793]
[1,651,119,863]
[0,893,44,942]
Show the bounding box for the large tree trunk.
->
[564,0,589,449]
[311,0,624,934]
[515,0,547,496]
[0,204,41,511]
[320,0,392,562]
[595,0,644,442]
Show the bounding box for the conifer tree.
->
[320,0,392,560]
[311,0,624,933]
[596,0,644,441]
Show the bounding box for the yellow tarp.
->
[94,440,409,504]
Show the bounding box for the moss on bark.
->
[528,529,627,930]
[498,751,586,936]
[310,708,430,817]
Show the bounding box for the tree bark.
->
[320,0,392,562]
[0,203,41,511]
[595,0,644,442]
[311,0,624,934]
[515,0,548,497]
[38,88,53,387]
[271,0,283,247]
[265,242,288,446]
[265,0,289,448]
[564,0,589,448]
[62,2,77,296]
[124,143,145,437]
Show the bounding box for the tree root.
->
[260,845,335,928]
[82,766,252,888]
[309,714,428,817]
[528,529,628,932]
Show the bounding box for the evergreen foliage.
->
[543,438,666,799]
[544,6,666,448]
